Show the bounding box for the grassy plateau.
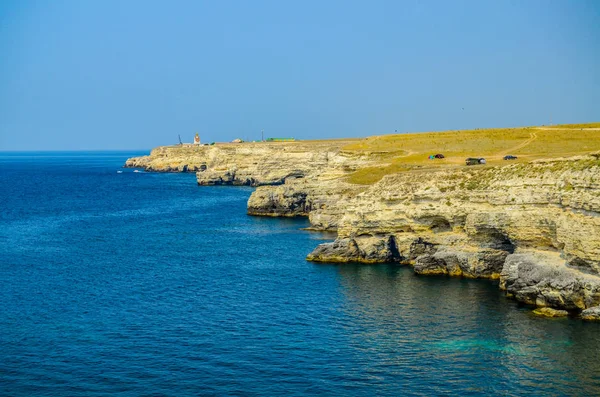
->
[341,123,600,185]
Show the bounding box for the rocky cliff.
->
[125,140,363,181]
[126,141,371,229]
[309,154,600,318]
[126,145,600,319]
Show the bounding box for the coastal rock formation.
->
[126,144,600,317]
[414,248,509,279]
[500,252,600,310]
[246,179,310,217]
[126,140,372,228]
[303,154,600,314]
[247,177,365,229]
[125,141,364,185]
[306,235,402,263]
[126,142,371,228]
[581,306,600,321]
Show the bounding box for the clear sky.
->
[0,0,598,150]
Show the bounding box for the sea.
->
[1,151,599,396]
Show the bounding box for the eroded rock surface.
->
[247,179,310,217]
[581,306,600,321]
[532,307,569,318]
[500,252,600,310]
[414,248,509,279]
[306,235,402,263]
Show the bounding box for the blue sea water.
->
[1,152,600,396]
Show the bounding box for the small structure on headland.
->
[266,137,295,142]
[232,138,244,143]
[194,133,201,145]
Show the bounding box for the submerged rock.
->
[532,307,569,317]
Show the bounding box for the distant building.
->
[266,137,295,142]
[232,138,243,143]
[194,133,201,145]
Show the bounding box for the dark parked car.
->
[466,157,486,165]
[503,155,517,160]
[428,154,445,160]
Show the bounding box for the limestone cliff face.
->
[330,155,600,271]
[500,251,600,311]
[125,146,208,172]
[247,177,365,230]
[125,146,600,317]
[125,141,364,184]
[126,141,369,228]
[303,154,600,315]
[248,152,600,314]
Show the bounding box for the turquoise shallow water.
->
[1,152,600,396]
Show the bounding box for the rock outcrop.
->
[306,235,402,263]
[126,144,600,318]
[414,248,509,279]
[532,307,569,318]
[581,306,600,321]
[246,179,310,217]
[126,141,370,228]
[125,140,365,186]
[499,251,600,310]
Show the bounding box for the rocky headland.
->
[126,139,600,320]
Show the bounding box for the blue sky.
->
[1,0,598,150]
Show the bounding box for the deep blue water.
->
[1,152,600,396]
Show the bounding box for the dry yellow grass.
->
[539,122,600,129]
[342,123,600,185]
